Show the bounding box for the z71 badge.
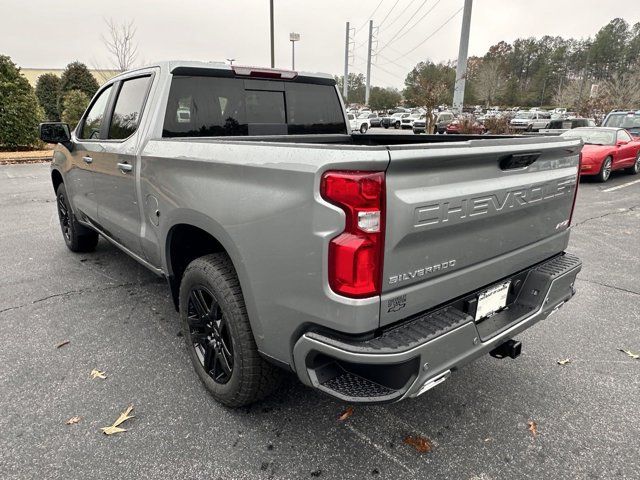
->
[387,295,407,313]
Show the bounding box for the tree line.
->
[338,17,640,115]
[0,56,100,148]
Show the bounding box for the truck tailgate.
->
[381,136,581,326]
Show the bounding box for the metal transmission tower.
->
[343,22,355,101]
[452,0,473,113]
[365,20,377,106]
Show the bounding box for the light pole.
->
[289,32,300,70]
[270,0,275,67]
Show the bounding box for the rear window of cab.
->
[163,76,346,137]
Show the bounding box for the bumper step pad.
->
[296,253,582,403]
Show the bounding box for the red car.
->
[445,118,486,135]
[561,127,640,182]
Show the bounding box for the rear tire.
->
[625,152,640,175]
[394,122,400,129]
[55,183,99,253]
[359,124,368,134]
[598,156,613,183]
[179,253,281,407]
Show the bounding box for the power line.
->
[379,0,443,54]
[382,0,419,31]
[377,0,400,28]
[383,7,463,63]
[377,0,431,54]
[356,0,385,32]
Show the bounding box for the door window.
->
[109,76,151,139]
[617,130,632,143]
[79,85,113,139]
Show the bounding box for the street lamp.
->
[289,32,300,70]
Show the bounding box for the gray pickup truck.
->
[40,61,582,407]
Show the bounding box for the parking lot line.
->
[602,179,640,192]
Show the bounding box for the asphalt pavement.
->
[0,150,639,479]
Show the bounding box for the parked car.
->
[433,111,455,133]
[400,113,424,129]
[348,113,370,134]
[561,127,640,182]
[445,118,486,135]
[368,113,382,128]
[510,111,551,132]
[602,110,640,137]
[40,60,582,407]
[539,118,597,134]
[381,112,410,129]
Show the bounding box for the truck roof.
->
[109,60,335,84]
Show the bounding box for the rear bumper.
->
[293,253,581,403]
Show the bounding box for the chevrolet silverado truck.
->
[40,61,583,407]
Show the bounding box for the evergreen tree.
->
[61,90,90,129]
[0,55,44,147]
[35,73,61,121]
[59,61,99,99]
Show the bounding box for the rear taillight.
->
[320,171,385,298]
[569,152,581,226]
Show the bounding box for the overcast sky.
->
[3,0,640,88]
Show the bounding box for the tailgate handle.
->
[499,152,540,170]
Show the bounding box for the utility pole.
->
[343,22,350,101]
[269,0,275,67]
[290,33,300,70]
[365,19,373,106]
[452,0,473,113]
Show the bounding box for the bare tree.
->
[599,70,640,109]
[475,59,506,107]
[102,18,139,71]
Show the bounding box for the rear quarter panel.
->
[139,139,390,364]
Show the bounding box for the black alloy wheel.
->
[57,191,72,243]
[187,286,234,384]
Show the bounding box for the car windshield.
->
[515,112,534,119]
[392,113,404,117]
[357,113,370,119]
[603,112,640,132]
[561,128,615,145]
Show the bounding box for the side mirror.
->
[39,122,71,145]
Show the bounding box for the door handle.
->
[82,156,93,164]
[117,162,133,173]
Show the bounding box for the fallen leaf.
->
[56,340,70,349]
[90,369,107,379]
[101,405,134,435]
[65,416,82,425]
[557,358,571,365]
[528,420,538,438]
[101,425,127,435]
[338,406,354,421]
[619,349,640,360]
[403,435,433,453]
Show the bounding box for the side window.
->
[109,76,151,139]
[79,85,113,139]
[617,130,632,142]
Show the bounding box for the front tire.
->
[55,183,99,253]
[625,152,640,175]
[359,124,368,134]
[179,253,281,407]
[598,156,613,183]
[394,121,400,129]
